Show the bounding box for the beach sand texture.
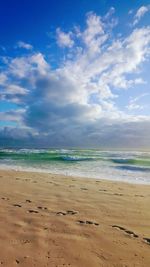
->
[0,169,150,267]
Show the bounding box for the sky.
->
[0,0,150,149]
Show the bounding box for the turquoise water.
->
[0,149,150,184]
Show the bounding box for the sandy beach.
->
[0,169,150,267]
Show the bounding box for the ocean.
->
[0,149,150,184]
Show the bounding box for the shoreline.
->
[0,149,150,186]
[0,165,150,186]
[0,169,150,266]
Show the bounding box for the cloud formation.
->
[133,5,150,26]
[0,9,150,149]
[16,41,33,50]
[56,28,74,48]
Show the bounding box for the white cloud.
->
[83,12,105,47]
[127,102,142,111]
[104,7,115,19]
[1,10,150,148]
[17,41,33,50]
[0,109,25,123]
[0,73,7,85]
[6,85,27,95]
[127,93,150,111]
[99,27,150,90]
[133,5,150,26]
[56,28,74,48]
[0,85,28,103]
[9,52,49,78]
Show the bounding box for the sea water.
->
[0,149,150,184]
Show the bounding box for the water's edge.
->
[0,149,150,185]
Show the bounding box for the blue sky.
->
[0,0,150,149]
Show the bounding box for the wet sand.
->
[0,169,150,267]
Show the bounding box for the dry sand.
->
[0,169,150,267]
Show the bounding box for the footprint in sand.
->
[77,220,99,226]
[37,206,48,210]
[57,210,78,216]
[124,230,138,238]
[1,197,9,200]
[67,210,78,215]
[28,209,39,214]
[80,187,88,191]
[26,199,32,203]
[143,237,150,245]
[112,225,138,238]
[13,204,22,208]
[10,239,31,245]
[99,189,107,192]
[57,211,67,216]
[112,225,126,231]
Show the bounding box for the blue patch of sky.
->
[0,121,18,127]
[0,101,18,112]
